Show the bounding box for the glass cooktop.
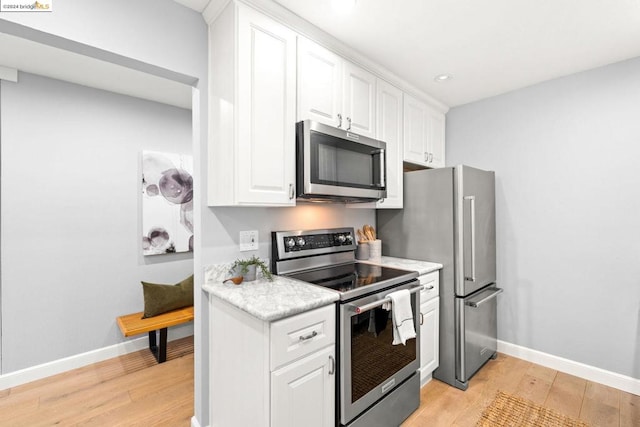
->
[286,262,417,301]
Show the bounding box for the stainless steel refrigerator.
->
[376,165,503,390]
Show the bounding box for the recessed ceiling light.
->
[332,0,356,13]
[434,74,452,82]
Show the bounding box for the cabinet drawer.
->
[419,271,439,302]
[270,304,335,370]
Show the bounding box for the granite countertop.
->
[359,256,443,275]
[202,264,339,322]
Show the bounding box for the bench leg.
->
[148,331,157,354]
[148,328,168,363]
[158,328,167,363]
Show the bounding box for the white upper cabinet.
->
[297,36,342,128]
[376,79,403,209]
[298,37,376,138]
[403,93,446,168]
[208,3,297,206]
[427,108,446,168]
[342,61,377,138]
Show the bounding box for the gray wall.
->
[0,72,193,372]
[446,56,640,379]
[1,2,209,423]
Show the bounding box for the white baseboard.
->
[0,327,194,391]
[191,416,203,427]
[498,340,640,396]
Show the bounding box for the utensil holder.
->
[368,239,382,262]
[355,242,370,260]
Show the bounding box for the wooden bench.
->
[116,306,194,363]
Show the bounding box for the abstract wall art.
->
[141,151,193,255]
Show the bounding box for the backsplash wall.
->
[201,204,375,265]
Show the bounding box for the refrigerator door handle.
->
[465,287,503,308]
[464,196,476,282]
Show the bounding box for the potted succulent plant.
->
[229,255,273,282]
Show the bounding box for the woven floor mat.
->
[477,390,589,427]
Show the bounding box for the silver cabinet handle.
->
[337,113,343,128]
[464,196,476,282]
[429,153,433,163]
[420,312,424,325]
[424,152,428,162]
[346,117,352,131]
[328,355,335,375]
[289,183,294,200]
[424,284,435,290]
[299,330,318,342]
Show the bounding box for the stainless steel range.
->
[272,227,422,427]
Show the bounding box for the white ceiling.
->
[181,0,640,107]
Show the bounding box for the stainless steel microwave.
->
[296,120,387,203]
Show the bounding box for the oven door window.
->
[350,306,416,403]
[310,130,383,190]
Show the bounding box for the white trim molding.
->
[498,340,640,396]
[0,328,194,391]
[0,65,18,82]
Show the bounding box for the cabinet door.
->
[236,6,296,205]
[403,93,429,166]
[419,297,440,384]
[272,345,336,427]
[343,61,376,138]
[376,79,403,208]
[297,37,342,128]
[427,107,446,168]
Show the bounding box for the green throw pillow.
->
[141,274,194,318]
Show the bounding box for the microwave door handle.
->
[378,149,386,188]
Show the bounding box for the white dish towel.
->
[382,289,416,345]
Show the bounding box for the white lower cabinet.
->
[420,297,440,384]
[210,299,335,427]
[271,345,335,427]
[418,271,440,385]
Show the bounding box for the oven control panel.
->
[272,227,356,262]
[282,231,353,252]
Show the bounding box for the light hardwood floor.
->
[1,339,638,426]
[403,353,640,427]
[0,337,194,426]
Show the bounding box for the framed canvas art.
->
[141,151,193,255]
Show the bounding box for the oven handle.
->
[348,284,422,314]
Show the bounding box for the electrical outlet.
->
[239,230,258,251]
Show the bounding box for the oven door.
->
[339,280,420,425]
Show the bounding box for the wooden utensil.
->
[363,225,375,241]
